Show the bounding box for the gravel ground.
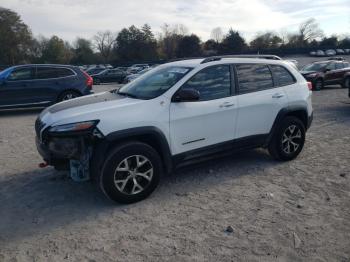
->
[1,64,350,261]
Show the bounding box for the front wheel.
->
[268,117,306,161]
[99,142,162,204]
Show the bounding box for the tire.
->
[342,77,350,89]
[57,90,80,102]
[99,142,162,204]
[268,116,306,161]
[94,78,101,85]
[313,79,323,91]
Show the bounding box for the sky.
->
[1,0,350,42]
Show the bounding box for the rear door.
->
[0,66,36,107]
[34,66,76,102]
[324,62,337,84]
[234,64,289,139]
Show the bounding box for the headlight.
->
[49,120,99,133]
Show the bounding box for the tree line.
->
[0,6,349,66]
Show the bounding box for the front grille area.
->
[35,117,45,139]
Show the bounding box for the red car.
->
[300,59,350,90]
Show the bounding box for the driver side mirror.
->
[324,68,331,73]
[172,88,200,102]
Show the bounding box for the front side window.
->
[236,64,273,94]
[344,62,350,68]
[180,65,231,101]
[270,65,296,86]
[7,68,33,81]
[117,66,192,99]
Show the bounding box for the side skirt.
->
[172,134,268,169]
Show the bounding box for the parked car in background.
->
[0,64,93,109]
[345,49,350,54]
[316,50,325,56]
[336,49,345,55]
[85,67,106,76]
[91,68,127,84]
[325,49,336,56]
[300,60,350,90]
[123,68,152,83]
[309,51,316,56]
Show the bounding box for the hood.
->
[39,91,147,127]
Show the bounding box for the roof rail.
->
[201,54,282,64]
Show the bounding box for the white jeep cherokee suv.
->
[35,55,313,203]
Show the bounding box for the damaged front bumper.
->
[35,119,103,182]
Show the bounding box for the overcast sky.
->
[2,0,350,42]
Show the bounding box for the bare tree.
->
[93,31,116,63]
[299,18,324,42]
[211,27,223,43]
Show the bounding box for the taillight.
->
[307,82,313,91]
[81,70,93,89]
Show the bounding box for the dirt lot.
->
[1,79,350,261]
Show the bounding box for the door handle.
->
[219,102,235,108]
[272,93,284,99]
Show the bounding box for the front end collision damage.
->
[35,118,104,182]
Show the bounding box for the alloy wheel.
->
[281,125,302,154]
[114,155,153,195]
[62,93,77,101]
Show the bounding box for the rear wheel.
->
[313,79,323,91]
[99,142,162,204]
[57,90,80,102]
[268,117,306,161]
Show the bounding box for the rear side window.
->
[36,67,74,79]
[181,65,231,101]
[236,64,273,94]
[7,67,33,81]
[55,68,75,77]
[270,65,296,86]
[326,63,336,70]
[335,63,344,70]
[343,62,350,68]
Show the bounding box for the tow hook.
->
[38,162,48,168]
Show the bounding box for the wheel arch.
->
[91,127,173,179]
[266,107,309,146]
[56,89,82,102]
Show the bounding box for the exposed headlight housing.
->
[49,120,99,134]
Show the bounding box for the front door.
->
[0,67,36,107]
[170,65,237,155]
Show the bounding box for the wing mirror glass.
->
[172,88,200,102]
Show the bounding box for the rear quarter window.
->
[36,67,75,79]
[236,64,273,94]
[270,65,296,86]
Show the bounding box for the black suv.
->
[300,60,350,90]
[0,64,93,109]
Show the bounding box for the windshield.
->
[0,67,13,78]
[117,66,192,99]
[302,62,328,72]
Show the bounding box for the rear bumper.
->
[307,112,313,130]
